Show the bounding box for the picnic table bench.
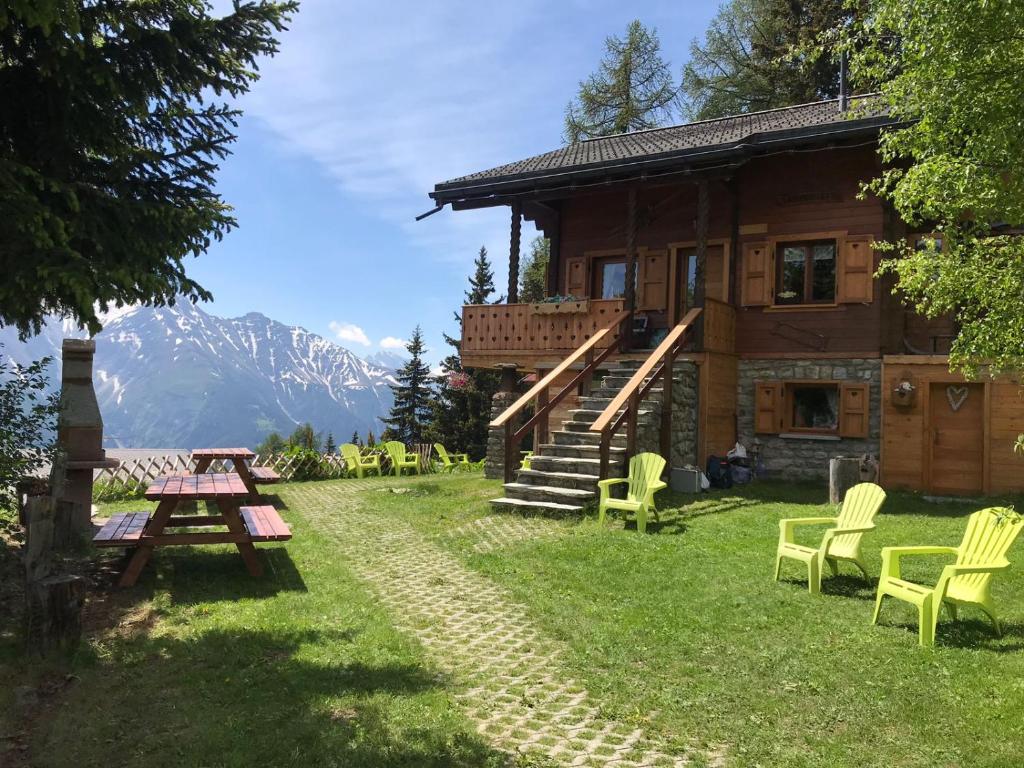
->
[191,447,279,499]
[93,473,291,587]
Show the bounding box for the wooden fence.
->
[93,444,443,499]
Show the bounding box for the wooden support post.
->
[623,188,638,350]
[546,207,561,297]
[626,392,639,465]
[534,388,550,451]
[581,347,595,397]
[508,202,522,304]
[693,179,710,348]
[661,352,674,461]
[503,424,516,484]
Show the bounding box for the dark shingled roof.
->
[432,94,893,202]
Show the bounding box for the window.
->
[593,258,627,299]
[788,383,839,433]
[775,240,836,305]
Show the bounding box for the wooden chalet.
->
[428,94,1024,511]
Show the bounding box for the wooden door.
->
[928,382,985,495]
[673,245,726,323]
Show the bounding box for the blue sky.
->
[195,1,719,364]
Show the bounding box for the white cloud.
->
[329,321,371,347]
[379,336,407,350]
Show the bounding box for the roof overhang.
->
[430,114,899,210]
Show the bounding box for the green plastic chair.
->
[383,441,421,476]
[434,443,470,472]
[872,507,1023,647]
[597,452,667,534]
[520,450,533,470]
[340,443,381,478]
[775,482,886,595]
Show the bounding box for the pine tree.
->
[564,20,678,143]
[366,430,376,448]
[520,237,550,303]
[381,327,434,444]
[324,432,336,455]
[430,247,503,460]
[287,423,320,452]
[256,431,287,455]
[350,430,361,446]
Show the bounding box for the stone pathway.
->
[288,481,706,767]
[441,514,567,554]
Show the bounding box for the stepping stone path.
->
[290,481,710,767]
[441,514,567,554]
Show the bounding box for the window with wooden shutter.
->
[837,235,874,304]
[638,249,668,310]
[565,256,587,298]
[839,382,870,438]
[741,242,772,306]
[754,381,783,434]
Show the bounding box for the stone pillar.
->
[485,391,517,480]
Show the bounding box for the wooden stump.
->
[23,496,85,654]
[829,457,862,505]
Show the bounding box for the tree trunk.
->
[829,457,862,505]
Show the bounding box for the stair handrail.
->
[590,307,703,480]
[491,309,631,483]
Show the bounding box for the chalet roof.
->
[431,94,894,205]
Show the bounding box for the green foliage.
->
[256,431,287,455]
[519,237,550,304]
[0,349,58,513]
[366,430,376,448]
[0,0,297,337]
[845,0,1024,376]
[287,423,321,453]
[564,20,677,143]
[681,0,850,121]
[323,431,336,455]
[382,327,434,445]
[431,248,502,460]
[282,445,330,481]
[349,430,361,447]
[91,479,146,503]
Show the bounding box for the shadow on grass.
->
[56,626,508,767]
[876,615,1024,653]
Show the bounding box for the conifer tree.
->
[519,237,550,303]
[564,20,678,143]
[366,430,376,448]
[324,432,336,455]
[350,430,361,446]
[381,327,434,444]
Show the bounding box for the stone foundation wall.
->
[737,358,882,482]
[670,362,699,469]
[485,391,518,480]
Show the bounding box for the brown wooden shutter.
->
[565,256,587,298]
[741,242,772,306]
[838,236,874,304]
[638,249,668,310]
[839,382,870,438]
[754,381,783,434]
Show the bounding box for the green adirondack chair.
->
[340,443,382,478]
[520,451,533,470]
[597,452,667,534]
[774,482,886,595]
[383,441,421,476]
[434,443,470,472]
[872,507,1023,647]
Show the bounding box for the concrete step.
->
[528,454,621,476]
[567,408,659,426]
[538,443,626,460]
[490,497,585,516]
[551,429,626,447]
[589,386,664,400]
[578,396,662,413]
[516,468,601,491]
[503,482,595,504]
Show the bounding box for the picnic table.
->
[191,447,280,499]
[94,472,291,587]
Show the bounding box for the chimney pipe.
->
[839,52,849,112]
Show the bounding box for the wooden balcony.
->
[460,297,736,369]
[461,299,625,368]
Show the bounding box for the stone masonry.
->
[736,358,881,482]
[485,391,518,480]
[669,362,699,470]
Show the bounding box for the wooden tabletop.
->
[146,473,251,501]
[191,447,255,460]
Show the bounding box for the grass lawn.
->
[3,474,1023,767]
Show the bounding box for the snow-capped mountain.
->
[0,303,396,448]
[364,349,408,372]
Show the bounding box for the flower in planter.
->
[894,380,915,395]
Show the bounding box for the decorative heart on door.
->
[946,385,969,412]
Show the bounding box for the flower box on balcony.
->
[530,300,590,315]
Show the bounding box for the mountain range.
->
[0,303,398,449]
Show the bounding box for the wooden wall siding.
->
[699,352,738,463]
[880,357,1024,495]
[460,299,625,357]
[702,298,736,354]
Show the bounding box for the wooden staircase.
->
[491,360,664,515]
